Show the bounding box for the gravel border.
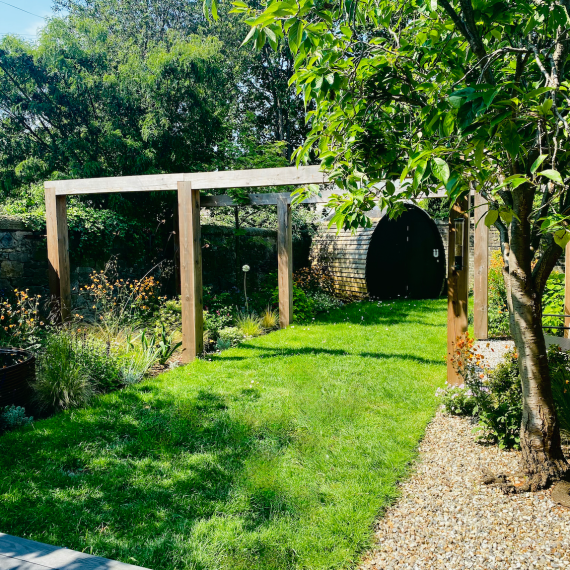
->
[359,413,570,570]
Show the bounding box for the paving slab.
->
[0,534,150,570]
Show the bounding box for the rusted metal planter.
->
[0,348,36,409]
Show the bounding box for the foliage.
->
[157,297,183,333]
[436,384,477,416]
[0,188,148,263]
[451,335,522,449]
[473,350,523,450]
[119,344,158,385]
[235,312,264,337]
[0,289,45,349]
[0,22,226,193]
[260,306,278,330]
[306,290,344,314]
[542,272,565,337]
[547,346,570,436]
[216,326,246,350]
[487,250,510,338]
[0,405,33,433]
[204,309,233,341]
[0,299,446,569]
[35,331,95,412]
[73,334,124,393]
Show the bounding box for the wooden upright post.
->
[564,242,570,338]
[473,193,489,339]
[277,196,293,328]
[447,196,470,385]
[45,187,71,322]
[177,181,203,362]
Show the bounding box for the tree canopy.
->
[230,0,570,491]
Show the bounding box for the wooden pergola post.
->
[45,187,71,322]
[277,195,293,328]
[564,242,570,338]
[177,181,204,362]
[447,196,470,385]
[473,192,489,339]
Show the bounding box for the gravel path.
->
[360,414,570,570]
[360,340,570,570]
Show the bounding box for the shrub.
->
[204,309,233,340]
[450,333,522,449]
[157,297,182,333]
[120,346,157,385]
[306,290,344,314]
[488,250,510,337]
[261,307,278,330]
[436,384,477,416]
[236,312,263,337]
[217,327,246,350]
[547,346,570,436]
[472,350,523,449]
[35,331,94,411]
[542,272,565,337]
[0,405,33,433]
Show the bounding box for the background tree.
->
[229,0,570,493]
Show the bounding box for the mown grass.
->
[0,299,446,570]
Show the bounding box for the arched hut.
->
[310,204,446,299]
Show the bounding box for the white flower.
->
[242,265,250,272]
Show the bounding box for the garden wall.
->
[0,216,288,303]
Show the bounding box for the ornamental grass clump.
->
[236,312,263,337]
[261,307,278,330]
[35,331,94,412]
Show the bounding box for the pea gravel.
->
[360,340,570,570]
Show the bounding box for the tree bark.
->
[507,186,569,489]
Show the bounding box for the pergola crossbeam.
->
[45,165,486,375]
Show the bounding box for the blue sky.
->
[0,0,56,39]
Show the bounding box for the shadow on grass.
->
[214,344,444,366]
[0,385,300,568]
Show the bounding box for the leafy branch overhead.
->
[223,0,570,251]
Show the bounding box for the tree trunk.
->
[507,188,569,489]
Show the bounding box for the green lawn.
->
[0,299,446,570]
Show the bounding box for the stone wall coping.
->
[0,215,29,231]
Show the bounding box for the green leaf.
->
[485,210,499,227]
[530,154,548,174]
[554,229,570,248]
[241,26,257,47]
[499,210,513,224]
[442,112,454,137]
[537,169,564,185]
[501,121,520,158]
[385,180,396,195]
[413,160,427,188]
[431,157,450,184]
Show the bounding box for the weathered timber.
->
[447,197,470,385]
[45,187,71,322]
[277,196,293,328]
[473,193,489,339]
[178,182,204,362]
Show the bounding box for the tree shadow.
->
[0,385,300,569]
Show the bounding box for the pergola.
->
[44,166,490,383]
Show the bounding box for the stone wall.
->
[0,217,49,298]
[0,216,284,302]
